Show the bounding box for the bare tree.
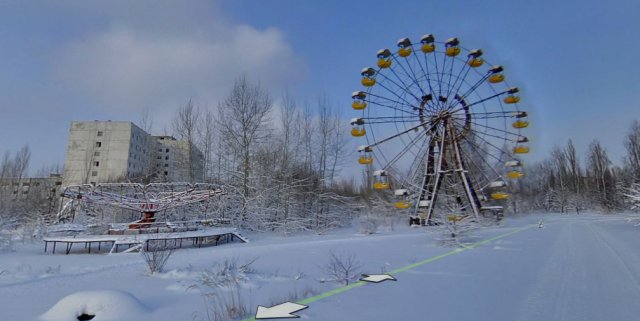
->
[625,120,640,182]
[172,99,201,183]
[0,151,12,179]
[12,145,31,180]
[217,76,273,220]
[587,140,614,208]
[139,107,154,134]
[277,91,300,230]
[565,139,581,194]
[200,109,216,182]
[323,251,362,285]
[551,146,569,212]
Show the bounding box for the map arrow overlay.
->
[255,302,308,319]
[360,274,397,283]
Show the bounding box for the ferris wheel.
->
[351,34,529,225]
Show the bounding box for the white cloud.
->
[52,19,306,118]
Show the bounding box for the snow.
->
[2,213,640,321]
[40,290,149,321]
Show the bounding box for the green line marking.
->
[241,224,535,321]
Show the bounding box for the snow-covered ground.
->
[1,213,640,321]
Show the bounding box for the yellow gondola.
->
[358,156,373,165]
[504,96,520,104]
[468,58,484,67]
[373,182,390,190]
[507,171,524,179]
[398,47,412,57]
[445,47,461,57]
[351,127,366,137]
[352,101,367,110]
[514,146,530,154]
[488,74,505,83]
[512,120,529,128]
[361,78,376,87]
[377,58,392,68]
[491,192,510,200]
[421,43,435,53]
[394,201,412,209]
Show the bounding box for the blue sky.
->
[1,0,639,174]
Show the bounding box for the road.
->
[299,214,640,321]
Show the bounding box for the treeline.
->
[516,120,640,213]
[161,76,361,232]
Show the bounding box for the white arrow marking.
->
[360,274,397,283]
[255,302,308,319]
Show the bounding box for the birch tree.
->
[172,99,201,183]
[217,76,273,220]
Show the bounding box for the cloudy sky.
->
[1,0,639,174]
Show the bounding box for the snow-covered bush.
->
[140,244,174,274]
[195,257,258,288]
[353,215,384,235]
[623,183,640,210]
[191,258,258,321]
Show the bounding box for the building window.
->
[158,149,163,152]
[94,151,100,156]
[96,142,102,148]
[91,171,98,176]
[164,171,168,175]
[157,156,161,159]
[94,161,99,167]
[165,148,169,152]
[164,164,169,167]
[165,156,169,160]
[97,131,103,137]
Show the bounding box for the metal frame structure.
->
[59,183,225,224]
[351,34,529,225]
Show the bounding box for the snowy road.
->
[2,214,640,321]
[296,214,640,321]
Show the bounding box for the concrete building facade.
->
[153,136,204,182]
[63,121,203,186]
[0,174,64,222]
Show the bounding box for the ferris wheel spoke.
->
[458,141,502,184]
[431,49,444,99]
[462,119,522,138]
[447,57,472,100]
[368,120,437,148]
[373,79,421,108]
[382,63,419,99]
[366,92,416,107]
[365,98,419,116]
[382,129,430,171]
[452,111,515,120]
[461,136,508,173]
[364,115,422,125]
[448,89,509,114]
[392,51,426,96]
[447,74,493,112]
[465,130,512,163]
[462,111,514,116]
[418,52,437,97]
[442,55,458,102]
[368,119,422,124]
[363,115,422,121]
